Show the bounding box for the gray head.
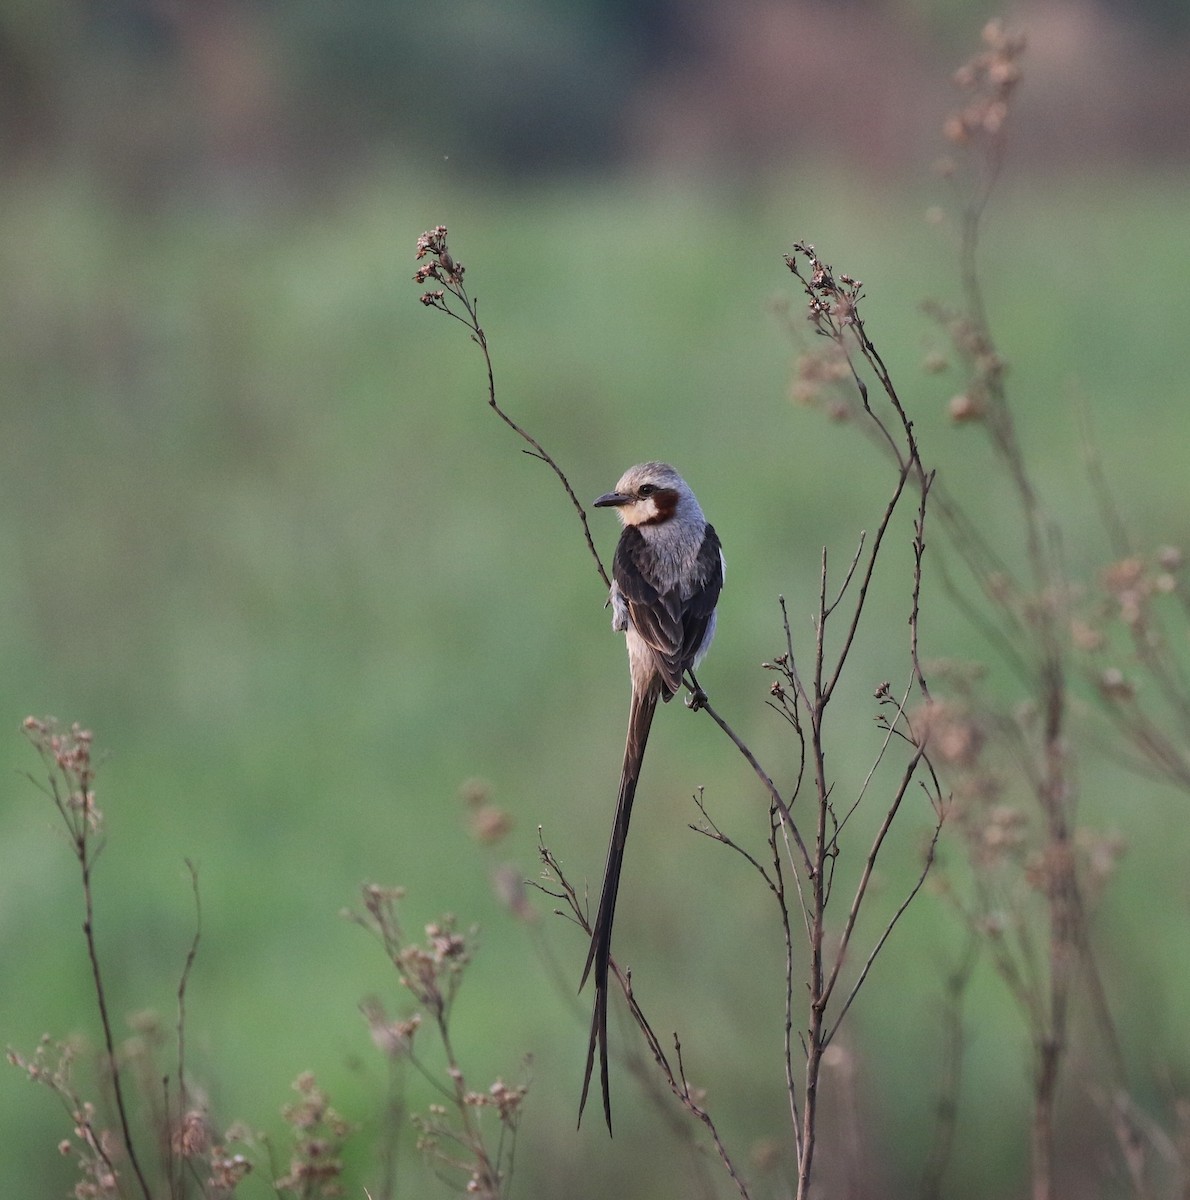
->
[593,462,703,528]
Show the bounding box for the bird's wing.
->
[614,525,724,694]
[613,532,684,659]
[678,523,723,666]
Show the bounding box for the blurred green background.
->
[3,2,1190,1197]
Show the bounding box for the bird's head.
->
[593,462,697,528]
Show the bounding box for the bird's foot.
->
[685,686,708,712]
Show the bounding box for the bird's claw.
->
[685,687,708,712]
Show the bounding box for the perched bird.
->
[580,461,725,1133]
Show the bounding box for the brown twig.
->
[415,226,610,591]
[22,718,155,1200]
[534,837,752,1197]
[169,858,202,1200]
[779,241,945,1200]
[420,223,944,1200]
[919,933,980,1200]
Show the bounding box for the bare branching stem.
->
[533,838,751,1195]
[422,225,943,1200]
[21,719,155,1200]
[415,226,610,591]
[82,856,153,1200]
[779,243,944,1200]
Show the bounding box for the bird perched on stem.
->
[580,461,724,1133]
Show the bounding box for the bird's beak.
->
[593,491,631,508]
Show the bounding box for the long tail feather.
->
[578,684,659,1134]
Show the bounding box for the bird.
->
[579,461,725,1133]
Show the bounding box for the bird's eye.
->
[638,484,656,497]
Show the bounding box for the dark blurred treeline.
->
[2,0,1189,204]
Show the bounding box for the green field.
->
[3,163,1190,1198]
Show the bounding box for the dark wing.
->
[613,524,724,697]
[677,523,723,668]
[612,531,684,684]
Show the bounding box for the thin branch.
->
[538,836,752,1197]
[698,694,814,876]
[823,457,915,704]
[919,933,980,1200]
[415,226,610,590]
[825,781,944,1045]
[168,858,202,1200]
[824,531,868,621]
[25,721,154,1200]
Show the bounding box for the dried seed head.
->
[948,393,984,422]
[1098,668,1135,702]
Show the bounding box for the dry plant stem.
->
[415,227,610,591]
[952,153,1074,1200]
[86,911,148,1199]
[669,1031,751,1200]
[1077,399,1132,562]
[909,491,934,702]
[170,859,202,1198]
[533,839,751,1198]
[373,1057,406,1200]
[352,887,523,1199]
[824,506,944,1042]
[1102,1090,1178,1200]
[822,29,1139,1192]
[798,565,833,1197]
[1078,414,1190,751]
[422,228,941,1198]
[438,1025,501,1196]
[417,226,810,1183]
[781,244,943,1200]
[694,788,807,1165]
[698,691,813,874]
[919,934,980,1200]
[1079,470,1190,776]
[825,768,944,1047]
[60,771,154,1200]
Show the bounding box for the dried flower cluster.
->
[784,242,865,338]
[461,776,515,846]
[943,20,1026,148]
[206,1139,253,1197]
[924,22,1026,432]
[23,716,103,837]
[1099,548,1180,631]
[1062,544,1190,795]
[913,697,987,772]
[10,721,274,1199]
[913,664,1127,955]
[788,346,854,418]
[911,687,1000,840]
[7,1037,121,1200]
[274,1072,351,1197]
[360,995,422,1060]
[919,299,1007,425]
[414,224,467,311]
[353,884,473,1021]
[1060,547,1187,704]
[8,1023,264,1199]
[412,1077,528,1200]
[349,883,526,1199]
